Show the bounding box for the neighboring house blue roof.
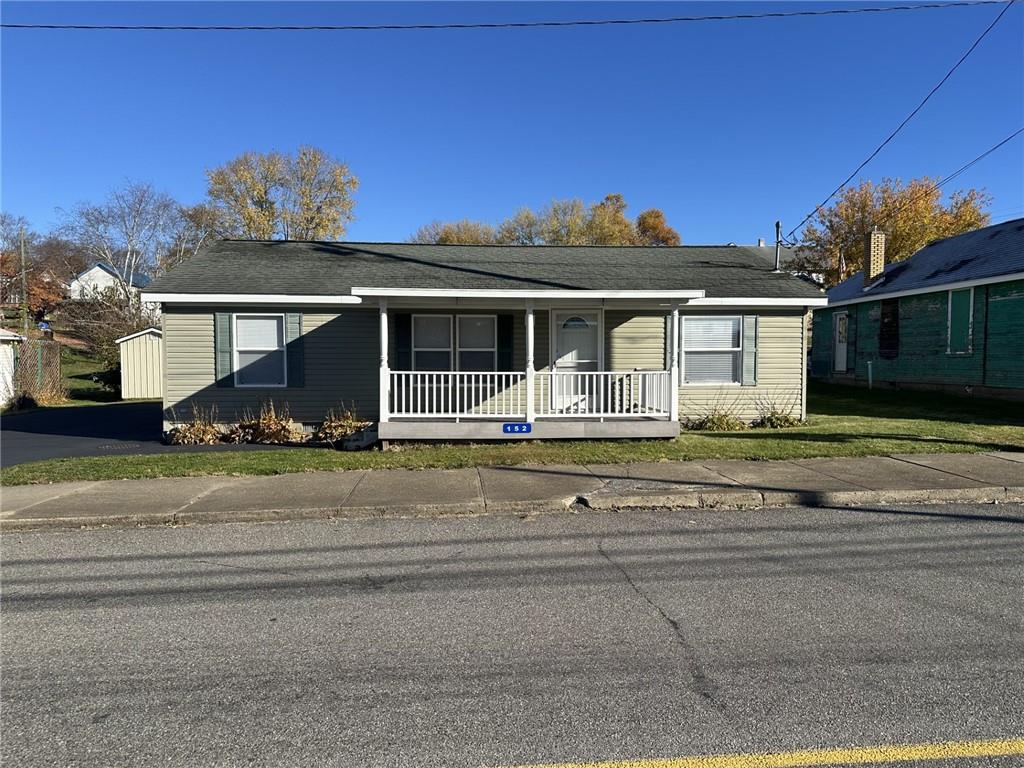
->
[827,217,1024,304]
[75,262,151,289]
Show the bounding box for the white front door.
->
[553,311,599,412]
[833,312,848,373]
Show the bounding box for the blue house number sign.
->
[502,423,532,434]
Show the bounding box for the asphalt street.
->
[2,503,1023,767]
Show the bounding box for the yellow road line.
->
[504,737,1024,768]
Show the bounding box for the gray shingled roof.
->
[828,218,1024,303]
[146,241,824,299]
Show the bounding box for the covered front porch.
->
[363,287,704,440]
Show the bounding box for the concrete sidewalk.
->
[2,452,1022,532]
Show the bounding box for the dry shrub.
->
[752,395,803,429]
[167,404,223,445]
[226,400,305,445]
[313,406,372,445]
[685,407,748,432]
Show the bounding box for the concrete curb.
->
[1,485,1021,533]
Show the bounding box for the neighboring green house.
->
[143,241,826,440]
[811,218,1024,399]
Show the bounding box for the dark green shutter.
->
[948,289,972,353]
[497,314,514,370]
[741,315,758,386]
[395,313,412,369]
[285,312,304,387]
[214,312,233,388]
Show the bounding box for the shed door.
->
[833,312,848,373]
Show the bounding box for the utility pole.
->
[19,227,29,336]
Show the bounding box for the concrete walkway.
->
[2,452,1022,532]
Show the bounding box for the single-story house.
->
[69,262,152,299]
[811,218,1024,399]
[143,241,826,440]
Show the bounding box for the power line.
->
[786,0,1018,239]
[0,1,1008,31]
[864,127,1022,232]
[782,127,1023,246]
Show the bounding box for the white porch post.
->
[670,304,680,422]
[379,299,390,423]
[525,300,536,422]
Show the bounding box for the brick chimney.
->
[863,227,886,287]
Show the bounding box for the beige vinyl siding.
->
[605,311,667,370]
[678,311,806,422]
[163,306,379,425]
[118,331,164,399]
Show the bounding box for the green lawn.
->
[60,347,119,404]
[3,383,1022,486]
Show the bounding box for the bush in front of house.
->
[313,406,372,446]
[685,407,748,432]
[752,395,803,429]
[166,404,223,445]
[225,401,305,445]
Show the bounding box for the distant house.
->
[68,263,151,299]
[144,240,826,439]
[811,218,1024,399]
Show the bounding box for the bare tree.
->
[61,182,177,310]
[159,203,224,272]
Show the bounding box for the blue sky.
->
[2,1,1022,245]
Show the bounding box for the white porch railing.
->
[388,370,672,419]
[536,370,672,418]
[390,371,527,418]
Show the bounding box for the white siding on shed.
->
[117,329,164,399]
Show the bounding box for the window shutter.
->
[741,315,758,386]
[395,313,412,369]
[285,312,304,387]
[214,312,233,388]
[497,314,514,370]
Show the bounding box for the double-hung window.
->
[234,314,286,387]
[412,315,453,371]
[412,314,497,371]
[456,316,497,371]
[681,316,742,384]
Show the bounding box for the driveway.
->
[0,402,278,467]
[2,402,165,467]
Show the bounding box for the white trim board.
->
[824,271,1024,309]
[114,328,163,345]
[143,293,363,305]
[352,287,706,300]
[686,297,826,307]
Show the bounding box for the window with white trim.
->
[234,314,286,387]
[681,316,741,384]
[457,315,497,372]
[412,315,453,371]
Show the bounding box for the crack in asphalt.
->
[596,540,725,713]
[191,559,297,577]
